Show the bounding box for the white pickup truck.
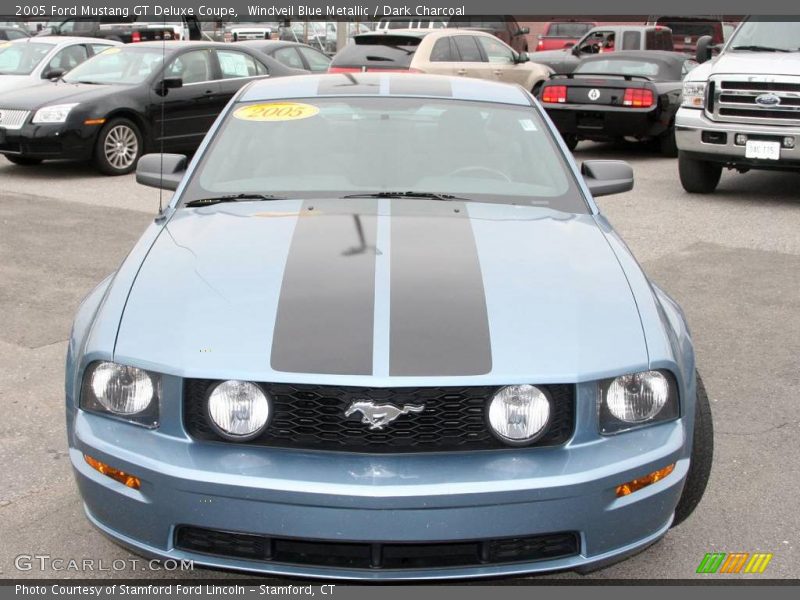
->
[676,19,800,193]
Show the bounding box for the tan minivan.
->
[329,29,552,94]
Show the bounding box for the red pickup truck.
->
[536,21,597,51]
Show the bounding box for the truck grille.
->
[709,75,800,126]
[175,526,580,570]
[0,109,30,130]
[183,381,575,453]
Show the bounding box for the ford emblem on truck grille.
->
[345,401,425,430]
[755,93,781,106]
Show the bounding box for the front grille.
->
[710,75,800,126]
[0,109,30,130]
[184,382,575,453]
[175,526,580,570]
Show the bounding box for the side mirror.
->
[564,42,575,49]
[581,160,634,197]
[571,44,582,56]
[517,27,530,36]
[517,51,530,63]
[695,35,714,63]
[136,153,187,191]
[42,68,65,80]
[154,77,183,96]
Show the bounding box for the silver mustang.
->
[66,73,712,579]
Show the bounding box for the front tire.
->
[4,155,43,166]
[93,118,142,176]
[672,371,713,527]
[678,151,722,193]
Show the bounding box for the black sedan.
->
[0,41,304,174]
[539,51,695,156]
[237,40,331,73]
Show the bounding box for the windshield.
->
[728,20,800,52]
[63,47,165,84]
[0,42,53,75]
[181,97,586,213]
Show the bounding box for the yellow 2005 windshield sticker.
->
[234,102,319,122]
[101,47,121,54]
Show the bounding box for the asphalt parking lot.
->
[1,143,798,581]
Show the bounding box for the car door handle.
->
[456,69,467,75]
[493,70,503,75]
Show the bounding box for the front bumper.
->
[676,107,800,168]
[544,104,669,140]
[70,386,689,580]
[0,121,96,160]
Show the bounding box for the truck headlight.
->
[487,384,551,445]
[32,103,79,124]
[80,361,159,428]
[681,82,707,109]
[206,380,271,441]
[599,370,679,434]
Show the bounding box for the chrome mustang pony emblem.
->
[344,401,425,430]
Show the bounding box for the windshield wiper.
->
[730,45,791,52]
[184,193,287,207]
[341,191,473,201]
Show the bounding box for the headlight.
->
[681,81,707,109]
[32,103,79,124]
[80,361,159,428]
[487,384,551,445]
[206,380,271,441]
[599,370,679,434]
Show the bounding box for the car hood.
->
[706,50,800,76]
[0,80,121,110]
[0,75,36,94]
[114,199,648,384]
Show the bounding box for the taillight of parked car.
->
[623,88,654,108]
[537,37,544,49]
[541,85,568,104]
[131,31,141,43]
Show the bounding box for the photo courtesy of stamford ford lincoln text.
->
[0,0,797,596]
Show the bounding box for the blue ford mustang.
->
[65,73,713,579]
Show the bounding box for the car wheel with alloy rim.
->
[94,118,142,176]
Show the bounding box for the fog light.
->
[783,136,795,149]
[615,464,675,497]
[735,133,748,146]
[84,455,141,489]
[487,384,551,445]
[207,380,270,440]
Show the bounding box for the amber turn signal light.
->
[84,454,141,490]
[616,464,675,497]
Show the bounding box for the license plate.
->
[745,140,780,160]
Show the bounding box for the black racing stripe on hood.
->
[389,200,492,376]
[270,199,377,375]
